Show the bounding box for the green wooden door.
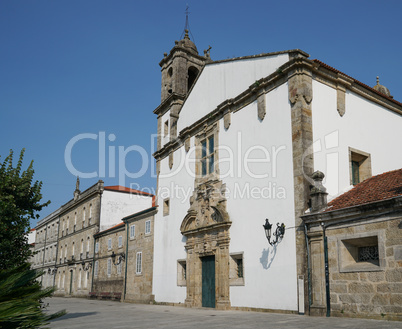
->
[202,256,215,308]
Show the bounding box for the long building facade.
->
[32,179,155,298]
[32,29,402,320]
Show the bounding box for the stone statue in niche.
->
[200,197,211,226]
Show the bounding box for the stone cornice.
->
[154,56,402,162]
[311,61,402,115]
[93,223,125,238]
[182,221,232,237]
[210,49,309,65]
[122,207,158,224]
[301,195,402,226]
[153,57,306,160]
[159,46,208,67]
[58,224,98,242]
[60,181,104,216]
[36,208,61,227]
[153,93,185,116]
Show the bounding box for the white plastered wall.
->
[312,80,402,198]
[221,83,298,311]
[153,140,195,303]
[178,54,290,131]
[99,190,153,231]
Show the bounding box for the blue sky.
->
[1,0,401,227]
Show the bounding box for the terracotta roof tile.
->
[325,169,402,212]
[104,185,154,197]
[313,59,402,107]
[95,221,125,236]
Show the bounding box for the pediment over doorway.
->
[180,180,230,235]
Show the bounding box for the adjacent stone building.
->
[91,206,157,303]
[32,209,60,288]
[54,180,154,297]
[303,169,402,320]
[92,222,126,300]
[123,206,157,303]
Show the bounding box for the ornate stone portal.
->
[180,180,231,309]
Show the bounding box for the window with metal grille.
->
[237,258,243,278]
[358,246,379,262]
[108,238,112,250]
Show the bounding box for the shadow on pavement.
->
[50,312,98,322]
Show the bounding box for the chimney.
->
[310,171,328,212]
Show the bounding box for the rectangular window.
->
[117,261,122,275]
[339,234,383,272]
[78,270,81,289]
[237,258,243,278]
[358,246,379,262]
[118,236,123,248]
[145,220,151,234]
[163,198,170,216]
[107,258,112,276]
[95,242,99,253]
[177,260,187,286]
[349,148,372,185]
[108,238,112,250]
[164,120,169,136]
[201,135,214,176]
[351,160,360,185]
[94,261,99,277]
[229,253,245,286]
[130,225,135,239]
[136,252,142,274]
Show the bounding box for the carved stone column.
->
[288,67,314,314]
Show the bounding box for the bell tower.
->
[154,9,212,152]
[159,29,210,102]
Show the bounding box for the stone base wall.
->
[309,216,401,320]
[93,279,124,294]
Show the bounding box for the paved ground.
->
[46,297,401,329]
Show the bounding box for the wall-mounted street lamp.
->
[263,219,285,246]
[111,251,125,265]
[81,261,92,271]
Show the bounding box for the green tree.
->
[0,149,50,269]
[0,263,65,329]
[0,149,65,328]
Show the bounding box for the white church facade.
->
[152,30,402,313]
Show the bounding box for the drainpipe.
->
[304,223,312,313]
[321,222,330,317]
[123,220,129,301]
[91,236,96,293]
